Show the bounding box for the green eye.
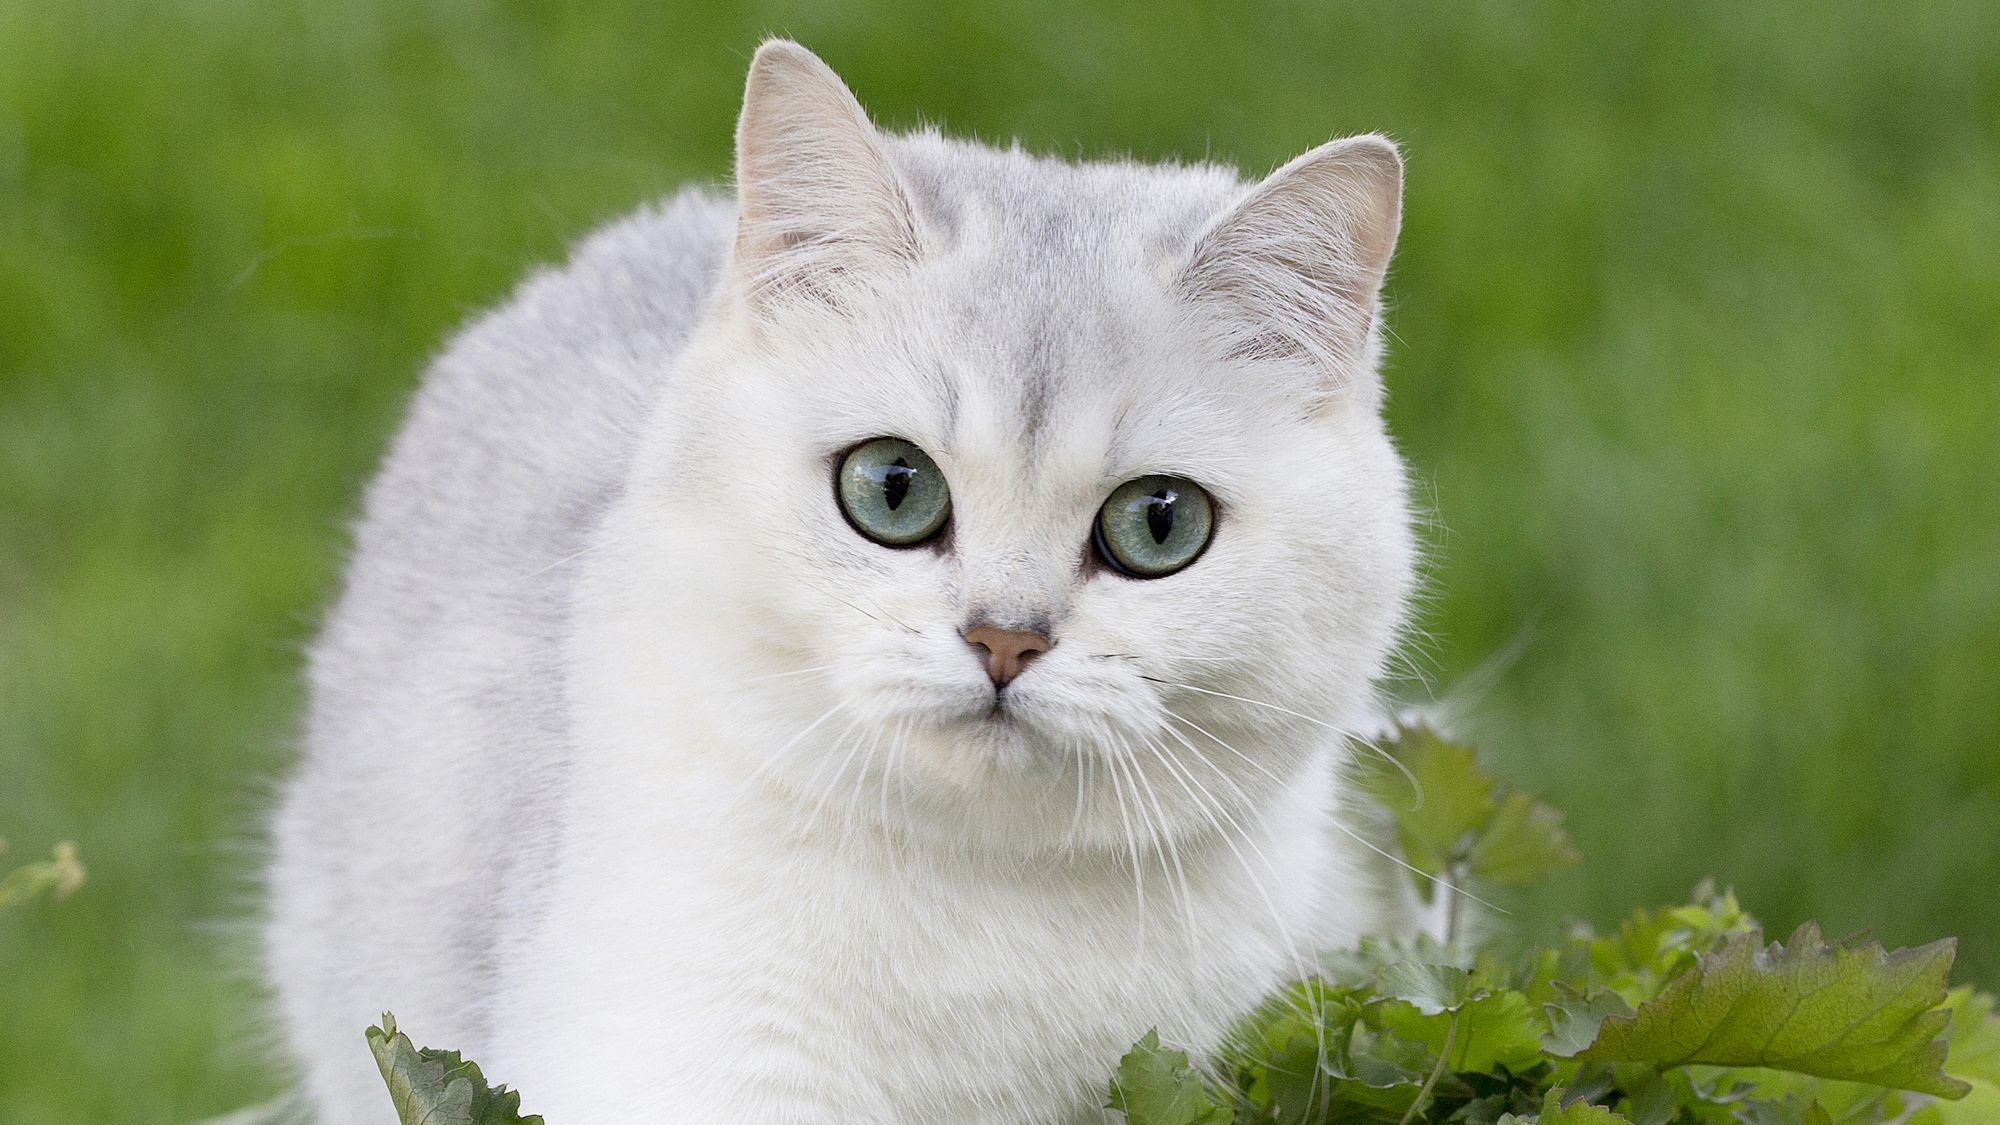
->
[1095,475,1215,577]
[837,437,952,547]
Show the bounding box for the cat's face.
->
[588,44,1414,856]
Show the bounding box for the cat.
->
[265,39,1419,1124]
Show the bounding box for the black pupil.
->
[1145,489,1175,544]
[882,458,913,510]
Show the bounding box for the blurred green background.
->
[2,0,1995,1119]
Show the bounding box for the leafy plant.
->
[366,1014,541,1125]
[1106,725,1999,1124]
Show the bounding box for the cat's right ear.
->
[1174,134,1404,392]
[729,41,920,308]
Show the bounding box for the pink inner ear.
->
[1176,137,1403,375]
[731,42,921,309]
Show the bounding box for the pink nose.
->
[963,625,1052,688]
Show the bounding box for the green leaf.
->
[1580,883,1759,1007]
[1359,723,1580,904]
[1941,986,2000,1087]
[1913,1084,2000,1125]
[1496,1088,1635,1122]
[1537,1100,1635,1123]
[1915,986,2000,1123]
[1611,1069,1680,1125]
[366,1013,543,1125]
[1377,989,1547,1074]
[1322,933,1473,990]
[1569,925,1969,1098]
[1216,983,1436,1123]
[1359,725,1496,892]
[1541,984,1634,1057]
[1467,791,1582,886]
[1375,960,1481,1016]
[1729,1096,1838,1125]
[1108,1029,1233,1125]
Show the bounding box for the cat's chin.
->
[912,696,1050,751]
[885,695,1133,778]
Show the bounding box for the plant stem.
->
[1442,860,1467,947]
[1396,1009,1459,1125]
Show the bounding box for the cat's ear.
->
[1176,134,1403,383]
[730,40,920,306]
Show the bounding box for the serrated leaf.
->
[1541,984,1634,1057]
[1611,1068,1679,1125]
[1729,1096,1838,1125]
[1377,990,1547,1074]
[1467,791,1581,886]
[1323,933,1473,990]
[366,1013,543,1125]
[1496,1088,1634,1122]
[1912,1084,2000,1125]
[1569,925,1968,1098]
[1916,986,2000,1123]
[1217,983,1439,1123]
[1360,725,1497,893]
[1108,1029,1233,1125]
[1941,986,2000,1087]
[1376,960,1483,1016]
[1316,1022,1440,1123]
[1582,883,1760,1007]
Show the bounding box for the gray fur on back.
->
[265,189,733,1108]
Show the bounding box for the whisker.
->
[734,703,847,795]
[816,717,877,833]
[1160,708,1294,792]
[1148,729,1335,1112]
[1143,677,1425,809]
[518,526,640,580]
[741,665,839,684]
[1101,740,1149,958]
[1164,709,1507,918]
[1063,739,1091,852]
[1127,736,1202,956]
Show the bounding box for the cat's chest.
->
[491,784,1334,1122]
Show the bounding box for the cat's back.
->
[334,186,732,635]
[266,188,733,1117]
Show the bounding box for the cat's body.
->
[268,43,1419,1124]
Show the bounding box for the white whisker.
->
[1148,728,1334,1111]
[1144,676,1424,809]
[518,526,640,580]
[1165,709,1506,918]
[1127,736,1202,957]
[734,703,847,797]
[1101,741,1149,959]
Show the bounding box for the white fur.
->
[266,40,1418,1124]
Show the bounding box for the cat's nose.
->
[962,624,1051,688]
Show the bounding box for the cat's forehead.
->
[863,288,1265,503]
[897,144,1250,356]
[889,132,1246,276]
[800,137,1292,491]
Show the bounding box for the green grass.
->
[2,1,1995,1119]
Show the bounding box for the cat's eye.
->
[1094,475,1214,577]
[837,437,952,547]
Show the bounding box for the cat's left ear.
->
[1176,135,1403,388]
[730,40,921,307]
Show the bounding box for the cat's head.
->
[587,42,1416,856]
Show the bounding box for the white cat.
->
[266,40,1418,1124]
